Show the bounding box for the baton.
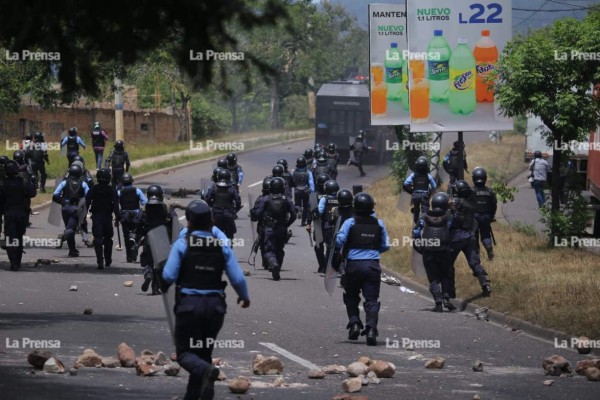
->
[116,221,123,250]
[307,227,314,247]
[490,223,497,246]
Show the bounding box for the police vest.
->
[111,151,126,170]
[144,203,168,230]
[413,172,429,192]
[327,153,338,168]
[473,187,494,214]
[448,149,461,170]
[212,186,233,209]
[91,130,105,148]
[453,198,475,231]
[347,216,381,250]
[2,177,28,211]
[66,136,79,153]
[265,194,287,224]
[29,144,44,163]
[282,172,293,190]
[63,179,83,203]
[323,196,339,225]
[315,164,329,176]
[120,186,140,210]
[292,169,309,190]
[178,235,226,290]
[228,166,240,184]
[421,212,449,252]
[90,184,114,214]
[18,165,31,184]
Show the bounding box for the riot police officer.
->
[226,153,244,191]
[330,189,354,274]
[86,168,119,269]
[250,177,272,269]
[326,143,341,180]
[201,167,222,200]
[161,200,250,400]
[27,132,50,193]
[13,150,36,227]
[472,167,497,260]
[118,173,148,262]
[443,141,468,187]
[349,132,367,177]
[449,181,491,297]
[254,177,297,281]
[336,193,390,346]
[105,140,130,190]
[309,172,331,273]
[292,156,315,226]
[314,153,334,179]
[53,164,90,257]
[0,155,8,186]
[0,160,36,270]
[277,159,294,199]
[303,148,315,171]
[91,122,109,170]
[317,180,340,274]
[271,164,290,198]
[217,158,228,170]
[414,192,455,312]
[403,156,437,225]
[66,157,94,246]
[206,169,242,239]
[60,127,86,166]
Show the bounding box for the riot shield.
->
[200,178,208,201]
[411,247,426,278]
[309,192,323,244]
[147,225,176,344]
[48,201,63,227]
[60,131,67,157]
[348,136,356,164]
[397,191,411,212]
[171,215,183,243]
[324,216,342,296]
[77,198,87,226]
[248,193,256,243]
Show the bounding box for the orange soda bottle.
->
[473,30,498,102]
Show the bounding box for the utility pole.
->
[114,77,124,142]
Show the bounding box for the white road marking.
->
[258,342,320,370]
[247,180,263,188]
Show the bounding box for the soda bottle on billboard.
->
[449,38,476,115]
[401,52,409,111]
[427,30,451,102]
[385,43,403,101]
[473,30,498,102]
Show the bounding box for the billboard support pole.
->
[457,131,464,181]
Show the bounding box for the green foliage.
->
[390,126,435,190]
[539,189,592,247]
[190,93,232,138]
[280,95,311,129]
[513,115,527,135]
[511,221,538,236]
[491,181,518,203]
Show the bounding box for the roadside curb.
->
[32,134,312,213]
[381,265,600,357]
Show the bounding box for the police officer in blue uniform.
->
[336,192,390,346]
[471,167,497,260]
[250,177,272,269]
[0,160,36,270]
[162,200,250,400]
[86,168,119,269]
[117,173,148,262]
[443,141,468,188]
[449,180,491,298]
[317,180,339,274]
[27,132,50,193]
[105,140,130,190]
[326,143,341,180]
[277,159,294,200]
[314,153,334,179]
[60,127,86,166]
[331,189,354,274]
[53,164,90,257]
[205,169,242,239]
[292,156,315,226]
[253,177,297,281]
[226,153,244,192]
[303,148,314,172]
[309,172,331,273]
[403,156,437,225]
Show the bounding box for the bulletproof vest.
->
[282,172,293,189]
[228,165,240,184]
[315,164,329,176]
[90,183,114,213]
[145,203,168,230]
[265,194,287,224]
[2,177,27,210]
[63,178,83,202]
[323,196,339,225]
[453,198,475,231]
[91,130,105,148]
[421,213,450,252]
[473,187,494,213]
[120,186,140,210]
[111,151,126,170]
[0,164,5,184]
[212,186,233,209]
[18,165,31,183]
[448,149,461,170]
[413,171,430,192]
[353,141,366,153]
[347,216,381,250]
[292,169,309,190]
[327,153,338,168]
[178,235,226,290]
[29,144,44,163]
[66,136,79,153]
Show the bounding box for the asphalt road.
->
[0,138,598,399]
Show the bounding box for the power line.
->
[513,6,595,11]
[514,0,551,28]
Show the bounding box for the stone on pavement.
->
[369,360,396,377]
[123,281,134,287]
[212,357,223,366]
[217,369,227,381]
[425,357,446,369]
[155,351,169,366]
[332,395,368,400]
[69,285,78,291]
[347,361,369,377]
[118,342,136,368]
[359,374,369,386]
[101,357,121,368]
[472,360,484,372]
[585,367,600,382]
[357,356,371,366]
[322,364,347,374]
[27,349,54,369]
[308,369,326,379]
[77,349,102,368]
[164,363,180,376]
[575,359,600,375]
[228,376,251,394]
[575,336,592,355]
[542,355,573,376]
[69,368,78,376]
[83,308,93,315]
[366,370,381,384]
[136,361,160,376]
[342,377,362,393]
[543,380,554,386]
[252,354,284,375]
[43,357,65,374]
[273,377,286,387]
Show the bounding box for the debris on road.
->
[164,363,180,377]
[83,308,93,315]
[77,349,102,367]
[381,273,401,286]
[575,336,592,354]
[474,307,489,321]
[543,380,554,386]
[366,371,380,385]
[424,357,446,369]
[408,354,424,361]
[399,286,416,294]
[575,359,600,375]
[27,349,54,369]
[69,285,78,291]
[472,360,484,372]
[118,342,136,368]
[542,355,573,376]
[228,376,251,394]
[342,377,362,393]
[369,360,396,378]
[252,354,284,375]
[155,351,169,366]
[101,357,121,368]
[69,368,78,376]
[136,360,160,376]
[123,281,134,287]
[357,356,371,366]
[217,370,227,381]
[308,369,326,379]
[273,377,286,387]
[322,364,347,374]
[347,362,369,377]
[585,367,600,382]
[43,357,65,374]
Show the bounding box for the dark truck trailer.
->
[315,81,395,164]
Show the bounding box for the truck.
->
[314,80,395,164]
[586,127,600,237]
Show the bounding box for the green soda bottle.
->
[401,52,409,111]
[449,38,476,115]
[427,30,451,102]
[385,43,403,101]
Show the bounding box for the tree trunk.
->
[551,142,561,213]
[230,99,238,133]
[269,77,279,130]
[177,93,190,141]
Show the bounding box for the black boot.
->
[485,246,494,261]
[198,365,219,400]
[141,265,152,292]
[271,262,281,281]
[433,303,443,312]
[94,244,104,269]
[348,322,361,340]
[443,297,456,311]
[104,243,112,267]
[364,328,377,346]
[477,274,492,297]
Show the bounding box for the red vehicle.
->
[587,128,600,237]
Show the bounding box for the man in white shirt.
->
[529,151,551,207]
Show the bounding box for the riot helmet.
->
[327,143,336,153]
[296,156,307,168]
[354,192,375,215]
[186,199,213,228]
[217,158,228,169]
[316,173,330,192]
[4,160,19,177]
[455,180,473,198]
[272,164,284,177]
[276,159,288,171]
[96,168,111,183]
[262,176,273,193]
[324,180,339,195]
[12,150,25,164]
[146,185,164,202]
[269,177,285,194]
[431,192,450,211]
[122,173,134,185]
[472,167,488,187]
[69,127,78,136]
[115,140,124,151]
[69,164,83,179]
[304,148,314,159]
[226,152,237,166]
[415,156,429,173]
[337,189,353,208]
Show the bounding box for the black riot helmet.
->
[122,172,134,185]
[472,167,487,187]
[12,150,25,164]
[337,189,353,208]
[324,180,339,195]
[415,156,429,173]
[356,130,365,141]
[455,180,473,198]
[354,192,375,215]
[316,154,327,165]
[0,155,9,165]
[272,164,284,177]
[217,158,228,169]
[226,152,237,166]
[147,185,164,202]
[327,143,336,153]
[269,177,285,195]
[277,159,288,171]
[211,167,222,182]
[4,160,19,177]
[453,141,464,149]
[304,148,314,159]
[96,168,111,183]
[296,156,307,168]
[24,133,32,141]
[316,173,330,192]
[69,164,83,179]
[262,176,273,193]
[314,143,323,152]
[217,168,232,186]
[69,127,78,136]
[534,150,542,159]
[73,155,85,165]
[115,140,124,151]
[431,192,450,211]
[34,131,44,142]
[186,199,213,229]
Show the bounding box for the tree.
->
[495,10,600,242]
